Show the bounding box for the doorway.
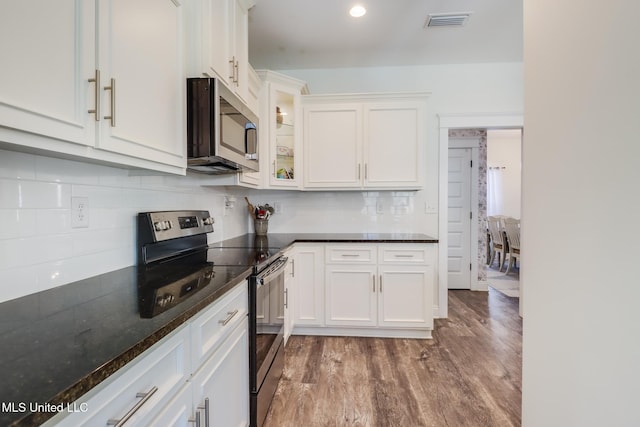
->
[447,144,478,290]
[437,113,524,318]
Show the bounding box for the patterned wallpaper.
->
[448,129,488,282]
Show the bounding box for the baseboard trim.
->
[473,280,490,291]
[292,326,433,339]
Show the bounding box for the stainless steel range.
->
[136,210,287,427]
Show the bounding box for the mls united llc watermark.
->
[2,401,89,414]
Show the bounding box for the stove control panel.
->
[139,210,214,243]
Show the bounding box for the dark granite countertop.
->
[213,232,439,249]
[0,232,437,426]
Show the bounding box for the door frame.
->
[447,143,479,290]
[438,113,523,318]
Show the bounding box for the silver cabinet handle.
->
[234,60,239,86]
[197,398,210,427]
[394,254,415,258]
[219,309,239,326]
[229,56,236,82]
[272,160,276,177]
[87,69,100,121]
[107,386,158,426]
[284,288,289,308]
[379,275,383,292]
[291,259,295,277]
[103,78,116,127]
[357,164,361,179]
[372,274,376,292]
[341,254,360,257]
[189,411,201,427]
[365,163,368,179]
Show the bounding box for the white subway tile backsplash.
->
[0,150,248,304]
[0,179,71,209]
[0,209,37,239]
[72,228,132,256]
[35,209,69,235]
[34,235,74,264]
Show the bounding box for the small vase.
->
[254,219,268,236]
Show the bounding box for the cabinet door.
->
[364,102,424,188]
[231,0,250,102]
[303,104,362,188]
[203,0,232,86]
[97,0,185,168]
[0,1,95,147]
[283,252,295,342]
[269,84,302,188]
[192,319,250,427]
[293,245,325,326]
[378,265,434,328]
[146,383,194,427]
[325,265,377,327]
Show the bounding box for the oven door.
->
[251,256,287,427]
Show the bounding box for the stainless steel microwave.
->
[186,78,259,174]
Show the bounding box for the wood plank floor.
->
[264,289,522,427]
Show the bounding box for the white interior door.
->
[448,148,472,289]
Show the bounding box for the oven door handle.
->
[256,256,288,286]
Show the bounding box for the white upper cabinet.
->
[257,70,308,189]
[303,103,363,188]
[0,1,95,147]
[0,0,186,174]
[96,0,185,168]
[188,0,255,104]
[303,93,428,190]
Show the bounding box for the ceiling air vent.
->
[425,12,472,28]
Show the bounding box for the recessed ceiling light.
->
[350,5,366,18]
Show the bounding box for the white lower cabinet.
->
[293,243,436,338]
[325,264,377,326]
[145,382,193,427]
[189,317,249,427]
[292,244,325,327]
[283,248,295,343]
[148,319,248,427]
[378,265,434,329]
[45,284,249,427]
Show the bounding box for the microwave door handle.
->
[245,123,256,157]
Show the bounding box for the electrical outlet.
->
[376,200,384,214]
[71,197,89,228]
[425,202,437,214]
[274,202,283,214]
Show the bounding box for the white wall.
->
[487,129,521,218]
[0,149,249,303]
[271,62,524,237]
[522,1,640,426]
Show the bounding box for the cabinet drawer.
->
[190,283,249,370]
[379,244,435,264]
[48,326,190,427]
[325,245,377,264]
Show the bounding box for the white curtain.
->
[487,167,504,216]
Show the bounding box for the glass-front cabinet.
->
[256,70,308,189]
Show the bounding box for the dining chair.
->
[487,216,507,271]
[503,217,520,274]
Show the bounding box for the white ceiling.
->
[248,0,523,70]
